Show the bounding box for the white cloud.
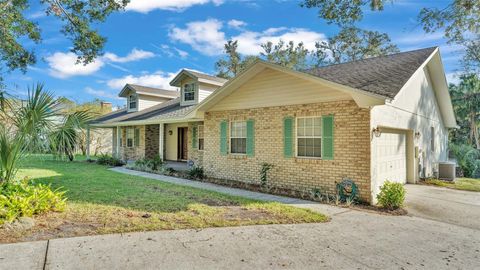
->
[126,0,224,13]
[395,31,444,46]
[103,48,155,63]
[174,48,189,59]
[227,19,247,29]
[107,70,179,90]
[169,19,326,56]
[85,87,121,100]
[46,52,104,78]
[169,19,226,56]
[233,28,326,55]
[445,72,461,85]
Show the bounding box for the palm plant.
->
[0,127,24,182]
[50,111,93,161]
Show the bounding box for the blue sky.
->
[5,0,463,106]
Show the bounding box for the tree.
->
[0,0,129,82]
[215,40,259,79]
[313,27,399,66]
[260,40,310,70]
[449,74,480,149]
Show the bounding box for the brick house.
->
[90,47,456,203]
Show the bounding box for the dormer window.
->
[183,83,195,102]
[128,95,137,110]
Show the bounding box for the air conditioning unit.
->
[438,161,456,181]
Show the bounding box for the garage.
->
[373,130,407,196]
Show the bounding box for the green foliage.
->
[0,0,129,84]
[49,110,93,161]
[188,166,205,179]
[96,154,124,167]
[261,40,310,70]
[449,74,480,149]
[313,26,399,66]
[215,40,259,79]
[376,181,406,210]
[260,163,274,187]
[0,179,66,224]
[449,143,480,178]
[0,128,24,183]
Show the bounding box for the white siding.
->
[138,94,170,111]
[209,68,351,111]
[371,65,449,201]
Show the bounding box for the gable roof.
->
[90,97,197,126]
[118,84,180,99]
[170,69,228,87]
[304,47,437,99]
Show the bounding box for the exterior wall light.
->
[168,130,173,136]
[415,131,421,139]
[372,127,381,137]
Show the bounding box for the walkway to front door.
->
[177,127,188,161]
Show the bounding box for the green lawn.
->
[425,178,480,192]
[1,155,327,243]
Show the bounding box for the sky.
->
[4,0,464,106]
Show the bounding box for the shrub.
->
[0,179,67,224]
[376,181,406,210]
[96,154,124,167]
[449,143,480,178]
[188,166,204,179]
[260,163,274,187]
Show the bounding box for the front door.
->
[177,127,188,161]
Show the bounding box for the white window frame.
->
[198,125,204,151]
[183,83,196,102]
[128,94,137,110]
[126,127,134,148]
[230,120,247,155]
[295,116,323,159]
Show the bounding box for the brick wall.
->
[118,125,146,161]
[145,124,159,159]
[203,100,371,202]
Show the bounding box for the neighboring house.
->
[90,48,456,204]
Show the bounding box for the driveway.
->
[405,184,480,230]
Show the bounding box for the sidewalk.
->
[110,167,348,216]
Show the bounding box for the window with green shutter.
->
[192,126,198,149]
[246,119,255,157]
[220,121,228,155]
[322,115,334,160]
[283,117,294,157]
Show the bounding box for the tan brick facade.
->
[202,100,372,202]
[145,124,159,159]
[118,125,146,161]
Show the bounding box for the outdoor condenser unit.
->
[438,161,456,181]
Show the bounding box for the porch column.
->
[116,126,121,159]
[86,127,91,160]
[159,123,164,160]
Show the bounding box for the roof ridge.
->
[304,46,437,71]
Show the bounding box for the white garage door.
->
[375,132,407,191]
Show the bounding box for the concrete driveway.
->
[1,206,479,269]
[405,184,480,230]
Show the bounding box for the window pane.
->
[305,126,313,136]
[199,139,204,150]
[314,118,322,136]
[231,138,246,154]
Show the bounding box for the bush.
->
[0,179,67,224]
[449,143,480,178]
[376,181,406,209]
[96,154,125,167]
[188,166,204,179]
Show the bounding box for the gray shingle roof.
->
[90,98,195,125]
[185,69,228,84]
[123,84,180,98]
[303,47,437,98]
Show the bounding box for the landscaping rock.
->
[5,217,36,231]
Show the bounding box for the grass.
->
[424,178,480,192]
[0,155,327,243]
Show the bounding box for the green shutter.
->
[134,128,140,147]
[246,119,255,157]
[192,126,198,149]
[322,115,334,160]
[220,120,228,155]
[283,117,294,157]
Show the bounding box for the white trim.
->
[116,126,121,158]
[159,123,164,160]
[126,127,135,148]
[230,120,247,154]
[295,116,323,159]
